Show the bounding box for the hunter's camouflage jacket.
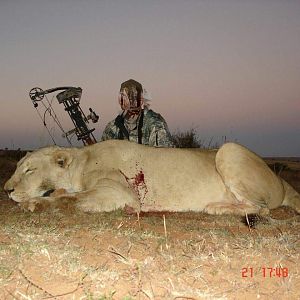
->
[101,108,174,147]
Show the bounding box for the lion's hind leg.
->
[215,142,285,212]
[204,201,261,215]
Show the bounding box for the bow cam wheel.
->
[29,87,45,102]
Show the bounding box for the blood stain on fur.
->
[119,168,148,207]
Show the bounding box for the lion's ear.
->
[53,151,73,168]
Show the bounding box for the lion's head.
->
[4,146,74,203]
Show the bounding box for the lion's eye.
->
[24,168,35,175]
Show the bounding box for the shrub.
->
[171,128,221,149]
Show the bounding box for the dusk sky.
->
[0,0,299,156]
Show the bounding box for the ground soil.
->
[0,154,299,300]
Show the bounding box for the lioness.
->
[4,140,300,215]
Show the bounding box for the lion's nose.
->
[4,182,14,194]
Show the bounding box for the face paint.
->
[119,79,143,111]
[119,92,130,110]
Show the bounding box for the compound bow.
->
[29,86,99,146]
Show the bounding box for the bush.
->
[171,128,220,149]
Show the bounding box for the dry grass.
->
[0,204,299,300]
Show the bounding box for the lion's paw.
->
[50,188,68,197]
[19,197,48,212]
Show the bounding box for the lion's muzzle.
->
[4,180,14,199]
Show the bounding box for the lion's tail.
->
[281,179,300,214]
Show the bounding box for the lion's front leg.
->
[19,197,45,212]
[19,178,140,213]
[75,178,140,213]
[19,192,78,212]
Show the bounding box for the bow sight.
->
[29,86,99,146]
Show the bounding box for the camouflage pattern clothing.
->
[101,108,174,147]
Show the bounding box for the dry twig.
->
[19,268,55,299]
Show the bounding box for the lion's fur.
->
[4,140,300,215]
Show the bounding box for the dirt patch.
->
[0,157,299,299]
